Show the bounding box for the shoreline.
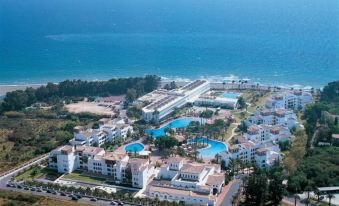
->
[0,84,44,96]
[0,78,319,96]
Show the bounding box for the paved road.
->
[0,154,141,206]
[0,154,48,188]
[220,179,241,206]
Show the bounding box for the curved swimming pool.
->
[189,137,227,158]
[124,143,144,153]
[146,117,205,138]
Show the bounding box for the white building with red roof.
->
[265,90,312,110]
[70,118,133,147]
[48,145,153,188]
[147,157,225,205]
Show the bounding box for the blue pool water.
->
[220,92,240,99]
[146,117,204,138]
[124,143,144,153]
[189,137,227,158]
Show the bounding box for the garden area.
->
[63,171,106,185]
[14,165,61,182]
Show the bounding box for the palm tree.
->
[192,150,200,161]
[327,193,335,206]
[305,185,312,206]
[231,194,237,206]
[294,194,300,206]
[215,153,221,163]
[314,188,321,203]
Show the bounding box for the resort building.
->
[140,80,210,123]
[194,91,240,109]
[265,90,313,110]
[244,124,291,143]
[221,140,281,169]
[48,145,153,188]
[146,157,225,206]
[70,118,133,147]
[245,108,301,129]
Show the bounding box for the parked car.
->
[60,192,67,196]
[90,197,97,202]
[16,185,23,189]
[36,188,42,192]
[71,196,79,201]
[110,201,118,205]
[30,187,36,191]
[76,194,82,199]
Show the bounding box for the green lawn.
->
[14,166,60,181]
[63,171,106,184]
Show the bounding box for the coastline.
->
[0,84,44,96]
[0,77,318,97]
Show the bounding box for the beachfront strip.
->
[70,118,133,147]
[139,80,241,123]
[221,90,312,169]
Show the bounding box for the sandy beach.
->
[0,84,43,96]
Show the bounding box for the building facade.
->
[48,145,153,188]
[141,80,210,122]
[146,157,225,206]
[70,118,133,147]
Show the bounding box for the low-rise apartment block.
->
[221,140,281,169]
[70,118,133,147]
[146,157,225,206]
[245,108,301,129]
[265,90,312,110]
[48,145,152,188]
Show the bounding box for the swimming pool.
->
[124,143,144,153]
[220,92,240,99]
[146,117,205,138]
[188,137,227,158]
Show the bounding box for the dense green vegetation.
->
[243,162,285,206]
[154,135,179,150]
[237,96,247,109]
[287,81,339,192]
[0,75,160,113]
[0,116,79,173]
[185,119,230,141]
[287,147,339,192]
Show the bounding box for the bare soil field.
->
[64,101,115,116]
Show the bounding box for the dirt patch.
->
[64,101,115,115]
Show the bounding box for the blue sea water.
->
[0,0,338,87]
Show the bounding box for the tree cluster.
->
[0,75,160,113]
[244,162,285,206]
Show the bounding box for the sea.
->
[1,0,339,88]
